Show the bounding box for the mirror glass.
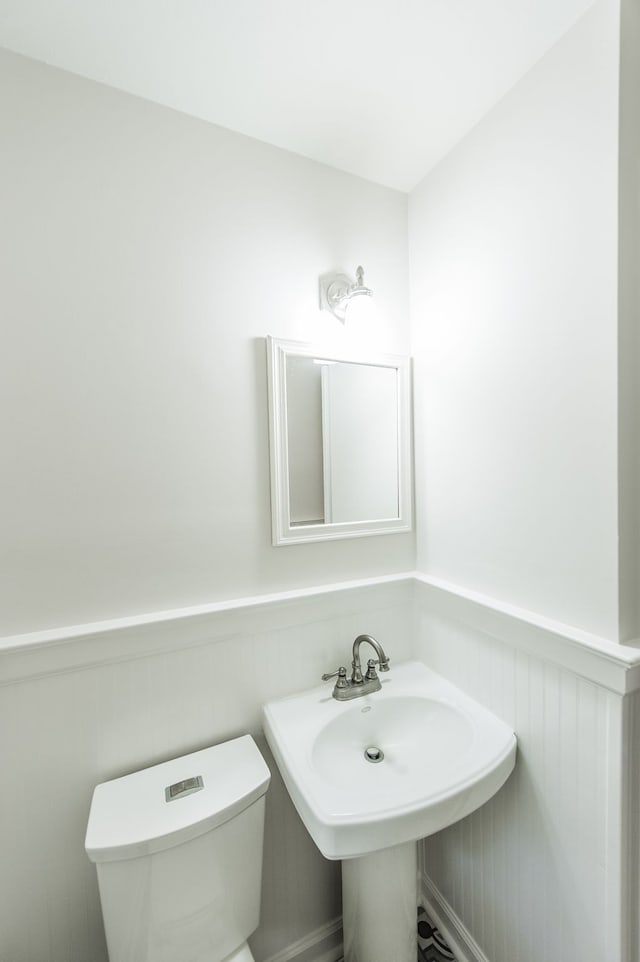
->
[267,337,412,545]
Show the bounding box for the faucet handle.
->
[364,658,379,681]
[322,666,349,689]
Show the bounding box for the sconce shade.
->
[319,265,373,322]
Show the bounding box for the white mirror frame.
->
[266,336,413,545]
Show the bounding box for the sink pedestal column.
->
[341,841,417,962]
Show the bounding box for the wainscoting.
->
[414,576,640,962]
[2,573,639,962]
[0,576,413,962]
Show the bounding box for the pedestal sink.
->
[263,659,516,962]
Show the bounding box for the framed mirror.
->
[266,336,412,545]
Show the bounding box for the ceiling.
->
[0,0,594,192]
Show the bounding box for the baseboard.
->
[262,880,480,962]
[261,916,343,962]
[420,871,490,962]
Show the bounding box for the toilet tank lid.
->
[85,734,271,863]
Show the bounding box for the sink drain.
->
[364,746,384,763]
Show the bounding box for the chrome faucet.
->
[322,634,391,701]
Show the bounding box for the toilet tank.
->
[85,735,271,962]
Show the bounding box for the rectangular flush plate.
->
[165,775,204,802]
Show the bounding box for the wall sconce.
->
[319,266,373,322]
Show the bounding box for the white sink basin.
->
[263,659,516,860]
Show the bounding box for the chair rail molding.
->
[414,574,640,695]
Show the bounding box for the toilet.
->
[85,734,271,962]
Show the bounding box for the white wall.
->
[409,0,620,641]
[618,0,640,644]
[0,47,413,637]
[407,3,640,959]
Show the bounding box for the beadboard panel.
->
[0,585,411,962]
[415,595,624,962]
[627,689,640,961]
